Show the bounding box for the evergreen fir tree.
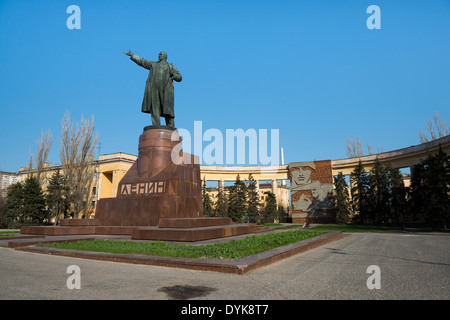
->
[246,174,260,223]
[202,178,214,217]
[409,162,426,224]
[22,176,46,225]
[213,182,228,217]
[350,160,370,223]
[227,175,247,223]
[262,191,278,223]
[388,167,407,225]
[333,172,350,224]
[46,169,71,225]
[422,147,449,229]
[0,195,6,228]
[409,146,449,229]
[1,182,24,228]
[278,205,289,223]
[368,159,390,224]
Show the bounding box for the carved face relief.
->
[291,167,312,188]
[289,161,335,217]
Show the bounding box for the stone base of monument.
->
[21,217,255,242]
[132,217,254,242]
[20,128,256,242]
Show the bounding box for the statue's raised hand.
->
[123,50,134,56]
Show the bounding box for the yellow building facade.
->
[17,153,291,218]
[15,134,449,220]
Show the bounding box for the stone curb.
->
[14,231,343,275]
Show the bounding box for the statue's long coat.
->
[130,54,182,117]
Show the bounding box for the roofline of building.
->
[0,171,18,175]
[12,135,449,175]
[331,134,450,170]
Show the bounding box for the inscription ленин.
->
[121,181,166,196]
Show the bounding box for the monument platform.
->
[132,217,254,241]
[21,217,256,242]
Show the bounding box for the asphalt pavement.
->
[1,232,449,301]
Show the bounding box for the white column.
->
[272,179,277,195]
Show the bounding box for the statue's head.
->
[158,51,168,61]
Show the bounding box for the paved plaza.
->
[1,232,449,300]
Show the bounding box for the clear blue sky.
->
[1,0,449,173]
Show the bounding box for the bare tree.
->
[59,112,99,219]
[34,130,52,186]
[419,112,449,143]
[367,143,374,156]
[27,155,33,176]
[367,143,384,156]
[346,136,363,158]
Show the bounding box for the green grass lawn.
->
[38,229,325,259]
[0,231,20,237]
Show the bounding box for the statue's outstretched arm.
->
[124,50,153,70]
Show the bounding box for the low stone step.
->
[252,226,271,233]
[60,219,101,226]
[5,236,96,248]
[21,225,144,236]
[21,226,97,236]
[132,224,255,242]
[158,217,233,228]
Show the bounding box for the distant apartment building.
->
[0,171,18,198]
